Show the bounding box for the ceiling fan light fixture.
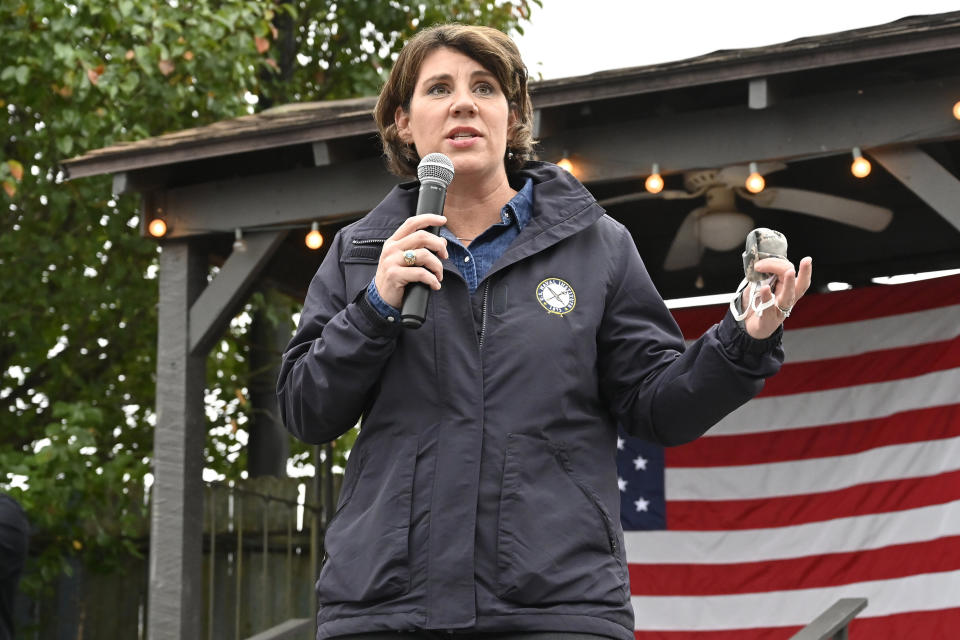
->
[698,211,755,252]
[745,162,765,194]
[851,147,871,178]
[645,163,664,194]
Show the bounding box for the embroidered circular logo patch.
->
[536,278,576,315]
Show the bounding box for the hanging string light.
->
[232,228,247,252]
[645,163,664,194]
[305,222,324,250]
[745,162,765,194]
[850,147,872,178]
[147,218,168,238]
[953,100,960,120]
[556,152,574,174]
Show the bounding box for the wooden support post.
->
[148,239,208,639]
[248,288,292,478]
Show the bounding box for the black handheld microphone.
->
[401,153,455,329]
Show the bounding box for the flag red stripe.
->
[667,469,960,530]
[665,404,960,468]
[671,274,960,337]
[629,535,960,596]
[758,339,960,397]
[850,606,960,637]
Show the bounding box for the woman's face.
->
[396,47,514,184]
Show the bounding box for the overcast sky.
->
[514,0,959,80]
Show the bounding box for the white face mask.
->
[730,276,779,321]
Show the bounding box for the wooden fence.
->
[14,476,337,640]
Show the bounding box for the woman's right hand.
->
[374,214,449,309]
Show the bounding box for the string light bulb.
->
[147,218,167,238]
[305,222,324,250]
[953,100,960,120]
[645,163,664,194]
[745,162,765,194]
[556,153,574,173]
[232,227,247,252]
[850,147,871,178]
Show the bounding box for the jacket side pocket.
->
[496,433,627,606]
[315,435,417,604]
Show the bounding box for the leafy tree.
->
[0,0,538,597]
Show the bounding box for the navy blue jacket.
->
[277,162,783,639]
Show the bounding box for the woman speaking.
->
[277,23,812,640]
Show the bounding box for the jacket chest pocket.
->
[341,238,385,300]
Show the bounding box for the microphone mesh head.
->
[417,153,455,187]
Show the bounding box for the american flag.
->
[618,273,960,638]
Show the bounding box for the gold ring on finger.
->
[403,249,417,266]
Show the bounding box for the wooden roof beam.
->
[538,74,960,183]
[188,229,287,356]
[871,146,960,232]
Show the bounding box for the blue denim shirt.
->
[367,178,534,320]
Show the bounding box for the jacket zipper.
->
[478,280,491,347]
[351,238,386,246]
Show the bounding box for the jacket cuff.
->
[352,289,403,338]
[717,308,783,356]
[366,278,402,321]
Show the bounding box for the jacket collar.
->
[353,161,605,248]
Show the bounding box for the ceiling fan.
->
[597,162,894,270]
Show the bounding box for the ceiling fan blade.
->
[748,187,893,231]
[716,161,788,187]
[597,190,697,208]
[664,207,707,271]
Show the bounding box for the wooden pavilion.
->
[62,11,960,638]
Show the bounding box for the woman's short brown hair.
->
[374,24,536,177]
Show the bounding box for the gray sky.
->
[515,0,959,80]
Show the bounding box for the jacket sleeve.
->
[597,227,783,446]
[276,230,402,444]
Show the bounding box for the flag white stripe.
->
[630,569,960,630]
[666,436,960,500]
[706,368,960,436]
[624,500,960,563]
[781,304,960,363]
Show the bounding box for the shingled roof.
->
[62,10,960,179]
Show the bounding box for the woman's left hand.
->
[742,256,813,339]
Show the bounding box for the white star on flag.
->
[617,437,625,450]
[634,497,649,512]
[618,477,627,492]
[633,455,648,471]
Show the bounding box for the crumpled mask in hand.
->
[731,228,788,321]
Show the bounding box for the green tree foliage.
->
[1,0,537,595]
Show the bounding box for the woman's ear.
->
[395,106,412,143]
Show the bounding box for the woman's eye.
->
[474,83,495,96]
[427,84,449,96]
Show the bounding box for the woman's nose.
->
[450,89,477,115]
